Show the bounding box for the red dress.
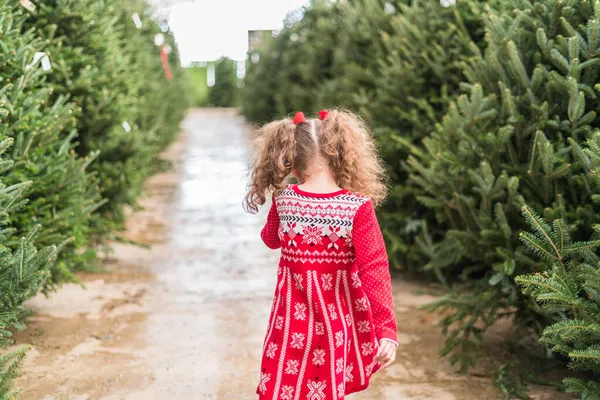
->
[256,185,397,400]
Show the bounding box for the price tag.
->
[26,52,51,71]
[122,121,132,133]
[19,0,36,11]
[132,13,142,29]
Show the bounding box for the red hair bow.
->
[292,112,306,125]
[318,110,329,120]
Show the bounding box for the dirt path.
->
[12,109,567,400]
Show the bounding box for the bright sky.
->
[162,0,310,64]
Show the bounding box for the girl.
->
[245,109,397,400]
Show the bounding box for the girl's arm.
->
[352,199,398,345]
[261,196,281,249]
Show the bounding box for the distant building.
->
[248,30,272,52]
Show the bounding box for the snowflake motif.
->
[281,385,295,400]
[357,320,370,333]
[302,225,323,246]
[355,297,369,312]
[294,303,307,320]
[345,230,353,247]
[266,342,278,358]
[335,331,344,347]
[285,359,299,375]
[259,372,271,394]
[337,382,345,398]
[312,349,326,365]
[321,273,333,291]
[328,304,338,320]
[275,316,284,330]
[345,314,353,326]
[345,363,354,383]
[361,342,374,356]
[307,379,327,400]
[351,271,361,288]
[315,322,324,335]
[290,332,305,349]
[293,273,304,291]
[335,358,344,374]
[365,360,377,377]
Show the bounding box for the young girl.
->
[245,109,397,400]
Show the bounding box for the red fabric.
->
[261,196,281,249]
[160,47,173,81]
[352,200,397,343]
[256,185,397,400]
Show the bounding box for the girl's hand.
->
[375,339,397,369]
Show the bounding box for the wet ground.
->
[12,109,568,399]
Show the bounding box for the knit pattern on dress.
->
[257,185,397,400]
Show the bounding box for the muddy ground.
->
[11,109,568,400]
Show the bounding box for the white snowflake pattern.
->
[345,314,353,326]
[345,230,353,247]
[335,331,344,347]
[302,225,323,246]
[351,271,361,288]
[285,359,299,375]
[327,226,341,250]
[259,372,271,394]
[361,342,374,356]
[312,349,326,365]
[345,363,354,383]
[365,360,377,377]
[328,304,338,320]
[321,273,333,290]
[355,297,369,312]
[357,320,370,333]
[337,382,345,398]
[275,315,284,330]
[266,342,278,358]
[307,379,327,400]
[280,385,295,400]
[294,303,307,320]
[290,332,305,349]
[293,273,304,291]
[315,322,324,335]
[335,358,344,374]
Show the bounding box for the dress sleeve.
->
[261,196,281,250]
[352,199,398,345]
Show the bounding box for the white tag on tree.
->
[19,0,36,11]
[26,52,50,71]
[132,13,142,29]
[154,33,165,46]
[40,54,51,71]
[122,121,132,133]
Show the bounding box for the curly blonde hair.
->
[244,109,388,213]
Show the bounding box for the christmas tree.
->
[405,0,600,370]
[517,138,600,397]
[207,58,239,107]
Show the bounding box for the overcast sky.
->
[162,0,309,64]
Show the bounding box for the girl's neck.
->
[298,164,341,194]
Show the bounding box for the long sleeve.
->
[352,199,397,344]
[261,196,281,249]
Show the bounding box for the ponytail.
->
[244,119,297,213]
[319,109,388,206]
